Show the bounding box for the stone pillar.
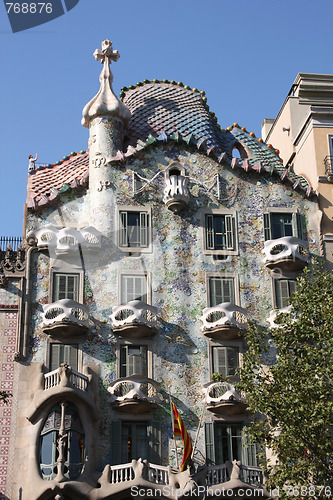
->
[82,40,131,237]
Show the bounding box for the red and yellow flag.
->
[171,402,193,471]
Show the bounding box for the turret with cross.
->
[82,40,131,236]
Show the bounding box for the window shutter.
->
[50,344,61,371]
[205,422,216,466]
[111,421,122,465]
[206,215,215,250]
[120,212,128,247]
[242,430,258,466]
[140,346,148,377]
[147,421,161,465]
[227,347,239,376]
[276,279,290,309]
[225,215,234,250]
[140,212,148,247]
[66,345,78,371]
[213,347,226,376]
[223,278,234,303]
[263,212,271,241]
[295,213,306,240]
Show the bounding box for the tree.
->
[238,261,333,496]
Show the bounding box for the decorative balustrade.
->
[200,302,247,339]
[109,463,135,483]
[163,175,190,212]
[110,300,158,338]
[206,464,229,485]
[267,305,295,329]
[240,465,264,486]
[44,367,89,392]
[262,236,309,271]
[146,464,169,485]
[41,299,91,336]
[27,224,102,254]
[203,381,247,415]
[108,375,162,413]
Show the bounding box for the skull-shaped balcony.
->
[200,303,248,340]
[163,174,190,213]
[41,299,91,337]
[108,375,162,414]
[262,236,309,272]
[267,305,295,329]
[203,381,247,416]
[110,300,158,338]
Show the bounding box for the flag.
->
[171,402,193,471]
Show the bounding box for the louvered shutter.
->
[140,212,148,247]
[147,421,161,465]
[295,213,306,240]
[120,212,128,247]
[111,421,122,465]
[263,212,271,241]
[223,278,234,303]
[225,215,234,250]
[205,422,216,466]
[227,347,239,376]
[242,430,258,467]
[54,274,79,301]
[50,344,61,371]
[206,215,215,250]
[65,344,78,371]
[276,279,293,308]
[213,347,226,376]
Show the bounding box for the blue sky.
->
[1,0,333,236]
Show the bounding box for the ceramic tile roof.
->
[26,81,313,209]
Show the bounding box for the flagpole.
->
[168,385,179,469]
[191,402,206,460]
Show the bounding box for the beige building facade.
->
[262,73,333,265]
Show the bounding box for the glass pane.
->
[136,424,148,459]
[214,216,226,250]
[69,431,84,464]
[40,432,54,466]
[271,213,293,238]
[121,424,132,462]
[127,213,140,247]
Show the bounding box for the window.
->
[120,345,148,377]
[209,277,235,306]
[50,344,78,372]
[111,421,161,465]
[119,210,149,249]
[205,214,235,252]
[275,279,297,309]
[212,346,239,377]
[40,403,85,480]
[121,274,147,304]
[264,212,305,240]
[205,422,257,466]
[53,273,79,302]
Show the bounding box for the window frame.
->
[116,339,152,379]
[203,210,238,256]
[209,339,243,381]
[111,420,161,465]
[46,340,83,372]
[118,272,150,305]
[273,276,298,309]
[206,273,240,308]
[50,270,84,304]
[263,207,306,241]
[117,206,152,253]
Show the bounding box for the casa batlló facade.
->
[0,41,323,500]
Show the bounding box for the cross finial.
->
[93,40,120,64]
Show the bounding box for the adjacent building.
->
[0,43,324,500]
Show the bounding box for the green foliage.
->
[0,390,12,404]
[238,261,333,495]
[211,372,226,382]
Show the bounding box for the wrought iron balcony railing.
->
[108,375,162,412]
[200,302,247,338]
[41,299,91,335]
[110,300,158,337]
[262,236,309,270]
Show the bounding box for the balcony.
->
[200,302,247,340]
[44,365,89,392]
[324,156,333,182]
[110,300,158,338]
[207,462,264,488]
[108,375,162,414]
[262,236,309,272]
[203,381,247,416]
[267,305,295,329]
[41,299,91,337]
[27,224,102,255]
[163,175,190,213]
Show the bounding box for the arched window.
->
[232,143,247,159]
[40,403,85,481]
